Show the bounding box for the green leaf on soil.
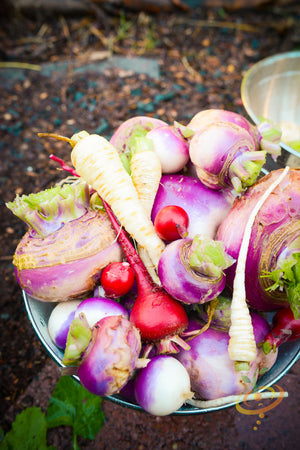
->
[0,407,54,450]
[46,376,105,441]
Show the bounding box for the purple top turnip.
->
[157,236,234,305]
[7,180,123,302]
[134,355,193,416]
[176,315,277,401]
[48,300,81,349]
[186,109,281,193]
[110,115,167,156]
[217,168,300,315]
[63,314,142,397]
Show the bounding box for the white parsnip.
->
[130,150,162,217]
[228,166,290,363]
[71,133,165,268]
[130,148,163,283]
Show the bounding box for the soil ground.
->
[0,3,300,448]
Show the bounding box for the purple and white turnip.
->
[63,314,142,396]
[8,181,123,302]
[158,236,234,305]
[187,109,282,193]
[48,300,81,349]
[134,355,193,416]
[176,313,278,401]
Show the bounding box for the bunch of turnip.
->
[6,109,299,416]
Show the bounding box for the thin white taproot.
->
[229,166,290,363]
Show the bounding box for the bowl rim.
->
[241,51,300,159]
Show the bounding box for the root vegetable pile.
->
[6,109,298,416]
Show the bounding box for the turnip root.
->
[176,315,277,401]
[7,180,123,302]
[63,314,142,396]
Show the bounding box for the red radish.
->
[263,307,300,354]
[154,205,189,242]
[102,199,189,352]
[101,262,135,298]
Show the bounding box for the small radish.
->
[154,205,189,242]
[101,262,135,298]
[263,306,300,354]
[134,355,193,416]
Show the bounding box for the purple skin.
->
[15,242,122,302]
[48,300,81,349]
[147,125,189,173]
[75,296,129,327]
[151,175,234,240]
[187,109,264,193]
[176,314,277,400]
[158,239,226,305]
[118,377,136,403]
[14,209,123,302]
[187,109,259,141]
[110,116,167,154]
[134,355,192,416]
[78,315,141,397]
[217,168,300,311]
[189,122,261,191]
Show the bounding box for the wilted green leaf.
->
[241,375,251,384]
[259,367,269,376]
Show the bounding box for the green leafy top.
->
[118,124,153,175]
[6,180,90,238]
[189,235,235,278]
[264,251,300,319]
[62,313,92,367]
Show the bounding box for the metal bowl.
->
[241,51,300,165]
[24,290,300,415]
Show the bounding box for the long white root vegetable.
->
[71,133,165,268]
[186,390,288,409]
[229,166,290,363]
[130,150,162,217]
[130,145,162,283]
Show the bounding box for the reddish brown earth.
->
[1,3,300,448]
